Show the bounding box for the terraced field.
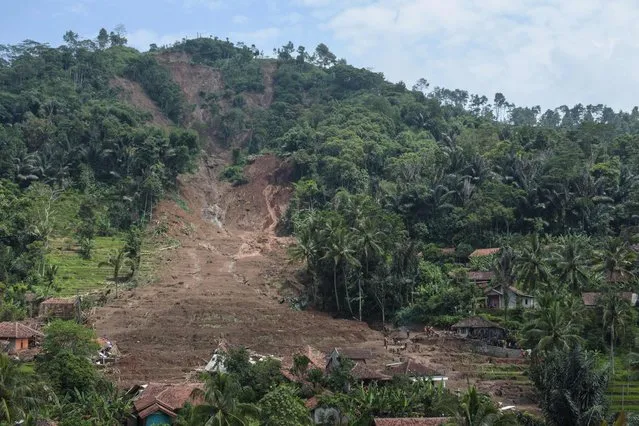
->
[48,236,127,296]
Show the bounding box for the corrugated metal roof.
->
[451,316,504,330]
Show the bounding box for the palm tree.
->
[288,225,320,303]
[491,247,515,320]
[453,385,514,426]
[593,237,637,285]
[522,296,583,353]
[200,373,260,426]
[322,223,360,315]
[601,291,634,375]
[514,233,552,292]
[353,217,384,321]
[0,353,41,423]
[98,247,130,297]
[554,234,592,293]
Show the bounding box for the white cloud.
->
[232,15,249,24]
[303,0,639,110]
[229,27,280,46]
[127,29,194,51]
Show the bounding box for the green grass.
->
[48,236,127,296]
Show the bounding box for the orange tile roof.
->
[134,382,204,415]
[0,322,43,339]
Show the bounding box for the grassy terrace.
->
[48,236,126,296]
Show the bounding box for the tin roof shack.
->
[132,382,204,426]
[385,359,448,387]
[0,322,42,353]
[451,316,506,341]
[373,418,451,426]
[468,271,495,288]
[39,297,80,321]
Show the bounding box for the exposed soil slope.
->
[94,155,379,385]
[110,77,171,127]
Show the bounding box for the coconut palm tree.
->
[353,216,384,321]
[0,353,41,423]
[199,373,260,426]
[514,233,552,292]
[453,385,516,426]
[601,291,634,375]
[288,225,320,303]
[554,234,592,293]
[522,296,583,353]
[98,247,131,297]
[322,223,360,315]
[491,246,515,320]
[593,237,637,285]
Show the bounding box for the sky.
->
[2,0,639,111]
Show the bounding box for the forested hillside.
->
[2,28,639,424]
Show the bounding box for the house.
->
[351,362,391,383]
[468,271,495,288]
[440,247,456,256]
[485,286,535,309]
[39,297,80,320]
[326,347,373,370]
[0,322,43,353]
[373,418,451,426]
[451,316,506,340]
[582,292,638,307]
[469,248,500,257]
[132,382,204,425]
[385,359,448,387]
[306,393,349,425]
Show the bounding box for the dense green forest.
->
[1,27,639,424]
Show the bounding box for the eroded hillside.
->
[95,54,381,385]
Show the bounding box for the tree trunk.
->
[358,276,362,322]
[611,323,615,376]
[343,264,354,316]
[333,264,340,313]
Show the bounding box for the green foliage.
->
[529,346,609,426]
[124,55,184,122]
[222,347,284,402]
[259,385,311,426]
[220,165,248,186]
[42,320,99,359]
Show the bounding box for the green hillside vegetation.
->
[2,27,639,424]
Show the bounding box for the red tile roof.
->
[0,322,43,339]
[305,396,319,410]
[373,418,451,426]
[385,359,444,378]
[333,347,373,361]
[134,382,204,416]
[469,248,500,257]
[351,362,390,381]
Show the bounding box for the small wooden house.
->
[0,322,43,353]
[451,316,506,340]
[39,297,80,320]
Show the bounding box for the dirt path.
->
[94,155,380,386]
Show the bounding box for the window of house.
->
[525,299,528,305]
